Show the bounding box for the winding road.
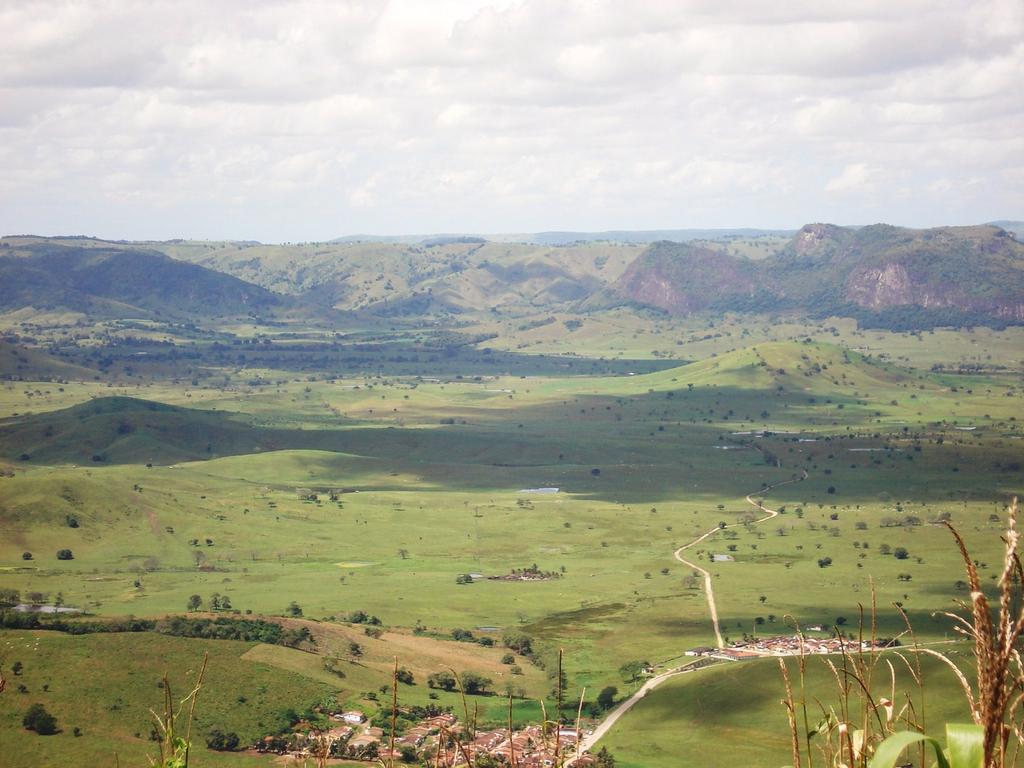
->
[673,473,805,648]
[568,471,806,763]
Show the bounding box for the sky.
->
[1,0,1021,241]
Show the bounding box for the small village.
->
[687,634,898,661]
[256,709,599,766]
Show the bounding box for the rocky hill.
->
[609,223,1024,328]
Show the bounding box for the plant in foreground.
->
[147,653,208,768]
[782,497,1023,768]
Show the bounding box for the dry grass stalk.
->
[388,656,399,768]
[939,495,1024,767]
[779,496,1024,768]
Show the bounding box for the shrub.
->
[56,549,73,561]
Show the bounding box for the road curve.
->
[569,664,697,761]
[567,471,807,764]
[674,473,804,648]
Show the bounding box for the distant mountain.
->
[0,239,281,319]
[526,228,796,246]
[608,223,1024,328]
[165,239,642,314]
[329,228,796,245]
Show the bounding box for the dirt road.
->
[566,472,806,764]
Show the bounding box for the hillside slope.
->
[610,224,1024,327]
[0,240,281,320]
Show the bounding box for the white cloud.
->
[0,0,1020,239]
[825,164,878,193]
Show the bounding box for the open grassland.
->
[0,328,1021,764]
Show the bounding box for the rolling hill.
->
[0,239,281,320]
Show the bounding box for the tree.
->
[597,686,618,710]
[187,594,202,611]
[759,595,767,604]
[595,746,616,767]
[455,573,473,585]
[398,548,409,560]
[618,660,650,683]
[56,549,73,561]
[21,552,32,561]
[210,593,221,611]
[0,588,19,607]
[396,667,415,685]
[502,633,533,656]
[817,557,833,568]
[461,671,493,695]
[206,729,240,751]
[894,547,910,560]
[12,661,24,676]
[22,703,58,735]
[501,653,515,665]
[427,671,457,691]
[286,601,303,617]
[348,641,363,659]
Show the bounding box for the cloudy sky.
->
[1,0,1021,240]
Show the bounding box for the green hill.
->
[0,240,281,320]
[0,397,278,465]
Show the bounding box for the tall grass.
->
[781,497,1023,768]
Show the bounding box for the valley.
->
[0,229,1022,767]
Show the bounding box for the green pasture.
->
[0,332,1021,765]
[602,651,978,768]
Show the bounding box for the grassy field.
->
[1,313,1021,765]
[0,630,333,768]
[602,651,978,768]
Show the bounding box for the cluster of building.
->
[687,634,897,660]
[446,724,587,767]
[269,709,596,766]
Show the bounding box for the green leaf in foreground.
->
[869,730,950,768]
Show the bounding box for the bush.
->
[22,703,58,735]
[56,549,73,561]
